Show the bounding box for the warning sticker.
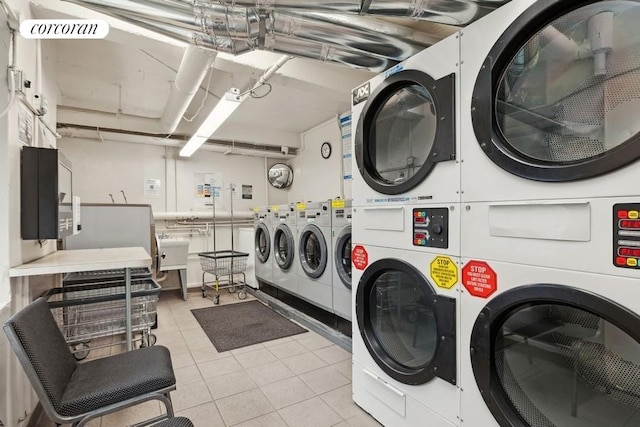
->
[296,202,306,211]
[430,256,458,289]
[462,260,497,298]
[352,245,369,270]
[332,199,345,209]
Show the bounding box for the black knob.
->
[432,224,443,235]
[323,206,327,211]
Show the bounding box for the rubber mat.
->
[191,300,308,352]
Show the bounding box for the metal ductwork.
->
[63,0,494,71]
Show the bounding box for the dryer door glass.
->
[255,224,270,263]
[499,2,640,160]
[494,304,640,426]
[299,224,328,278]
[274,226,294,269]
[338,236,352,288]
[369,270,437,369]
[371,85,437,186]
[304,233,321,270]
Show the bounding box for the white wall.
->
[58,137,276,289]
[1,1,61,425]
[289,117,344,203]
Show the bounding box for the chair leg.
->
[164,393,175,418]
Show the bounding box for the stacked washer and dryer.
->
[351,29,461,427]
[351,1,640,427]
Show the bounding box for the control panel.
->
[614,203,640,269]
[413,207,448,249]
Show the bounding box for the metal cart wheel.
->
[202,288,207,298]
[237,290,247,300]
[214,294,220,305]
[140,333,157,348]
[228,285,236,293]
[73,343,90,360]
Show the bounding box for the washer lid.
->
[472,0,640,181]
[356,258,456,385]
[355,69,456,195]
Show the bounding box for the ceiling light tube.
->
[179,89,245,157]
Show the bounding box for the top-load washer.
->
[296,201,333,313]
[272,204,298,296]
[254,206,275,285]
[331,199,352,321]
[351,29,460,253]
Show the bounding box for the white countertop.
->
[9,247,151,277]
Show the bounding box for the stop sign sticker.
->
[462,260,497,298]
[352,245,369,270]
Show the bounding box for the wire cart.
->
[198,250,249,302]
[43,278,161,360]
[198,183,249,304]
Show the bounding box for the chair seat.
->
[153,417,195,427]
[58,346,176,416]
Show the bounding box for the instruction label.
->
[430,256,458,289]
[296,202,306,211]
[332,199,345,209]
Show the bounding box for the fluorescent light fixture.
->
[179,89,245,157]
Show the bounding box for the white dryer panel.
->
[351,32,461,207]
[459,260,640,427]
[460,0,640,203]
[352,245,460,426]
[461,196,640,278]
[353,203,460,256]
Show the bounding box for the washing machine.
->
[331,199,352,321]
[272,204,298,295]
[296,201,333,313]
[352,244,459,427]
[459,0,640,269]
[351,30,460,253]
[460,260,640,427]
[254,206,274,285]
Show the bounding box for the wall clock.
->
[321,141,332,159]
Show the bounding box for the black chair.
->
[3,297,178,427]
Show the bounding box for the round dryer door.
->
[355,70,455,195]
[255,223,271,263]
[299,224,328,278]
[471,285,640,427]
[335,225,352,289]
[273,224,294,270]
[356,259,456,385]
[473,0,640,181]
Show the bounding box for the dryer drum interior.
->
[356,258,456,385]
[471,285,640,427]
[472,0,640,181]
[355,70,455,195]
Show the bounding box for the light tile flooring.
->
[43,290,381,427]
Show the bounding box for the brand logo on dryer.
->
[352,83,370,106]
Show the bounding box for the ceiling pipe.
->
[57,126,297,159]
[65,0,433,71]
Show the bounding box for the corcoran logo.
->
[352,82,370,106]
[20,19,109,39]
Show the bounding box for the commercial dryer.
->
[297,201,333,313]
[456,1,640,426]
[351,27,460,253]
[272,204,298,296]
[331,199,352,321]
[254,206,274,285]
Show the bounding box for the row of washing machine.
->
[349,1,640,427]
[253,200,353,321]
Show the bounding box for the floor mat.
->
[191,300,308,352]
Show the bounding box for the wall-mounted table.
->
[10,247,151,351]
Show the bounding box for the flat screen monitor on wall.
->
[21,146,74,240]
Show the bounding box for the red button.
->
[618,211,628,219]
[617,257,627,265]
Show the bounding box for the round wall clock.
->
[321,142,332,159]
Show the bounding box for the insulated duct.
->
[64,0,483,71]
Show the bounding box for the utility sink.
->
[156,236,190,271]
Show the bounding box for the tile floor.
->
[43,289,381,427]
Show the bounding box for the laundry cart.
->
[198,250,249,303]
[43,278,161,360]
